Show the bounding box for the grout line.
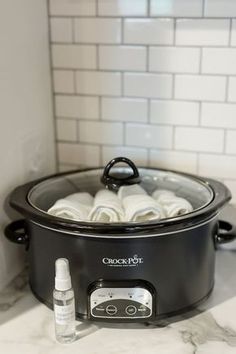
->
[49,15,236,20]
[225,76,229,102]
[146,45,149,71]
[173,18,177,45]
[72,18,76,43]
[46,0,59,173]
[223,129,227,153]
[229,18,233,46]
[121,18,124,44]
[198,101,202,126]
[202,0,205,17]
[98,96,102,120]
[147,0,151,17]
[96,0,99,16]
[96,45,99,70]
[172,74,175,99]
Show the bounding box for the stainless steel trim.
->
[31,214,218,239]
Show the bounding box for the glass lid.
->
[28,157,214,223]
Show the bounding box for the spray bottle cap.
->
[55,258,72,291]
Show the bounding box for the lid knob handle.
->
[101,157,141,191]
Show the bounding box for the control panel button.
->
[106,305,118,315]
[125,305,137,316]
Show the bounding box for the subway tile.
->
[176,19,230,46]
[99,46,146,71]
[52,45,96,69]
[124,19,174,45]
[124,73,172,99]
[231,20,236,46]
[199,154,236,179]
[56,119,77,142]
[74,18,121,44]
[226,131,236,154]
[150,0,203,17]
[175,127,224,153]
[175,75,226,102]
[98,0,147,16]
[58,143,100,166]
[201,103,236,129]
[228,77,236,102]
[125,124,173,149]
[150,149,198,174]
[149,47,200,74]
[79,121,123,145]
[55,95,99,119]
[50,18,72,43]
[204,0,236,17]
[150,100,199,126]
[102,97,148,122]
[76,71,121,96]
[102,146,148,165]
[53,70,74,94]
[202,48,236,75]
[49,0,96,16]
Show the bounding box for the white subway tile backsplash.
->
[124,73,172,99]
[226,131,236,154]
[55,95,99,119]
[53,70,74,94]
[52,45,96,69]
[99,46,146,72]
[228,77,236,102]
[201,103,236,129]
[150,0,203,17]
[150,149,198,174]
[149,47,200,74]
[102,146,148,165]
[126,124,173,149]
[79,121,123,145]
[175,127,224,153]
[231,20,236,46]
[175,75,226,102]
[58,143,100,166]
[150,100,199,125]
[76,71,121,96]
[74,18,121,44]
[176,19,230,46]
[98,0,147,16]
[102,98,148,122]
[124,19,174,45]
[49,0,96,16]
[204,0,236,18]
[49,7,236,202]
[202,48,236,75]
[56,119,77,141]
[50,18,72,43]
[199,154,236,178]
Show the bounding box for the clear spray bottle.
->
[53,258,76,343]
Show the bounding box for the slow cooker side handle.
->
[4,219,29,250]
[216,220,236,245]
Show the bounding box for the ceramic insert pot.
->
[4,157,236,323]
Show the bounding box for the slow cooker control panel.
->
[89,286,153,320]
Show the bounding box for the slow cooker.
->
[4,157,236,323]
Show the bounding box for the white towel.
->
[48,192,93,221]
[88,189,124,223]
[119,184,165,222]
[152,189,193,217]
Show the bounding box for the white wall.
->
[49,0,236,203]
[0,0,56,290]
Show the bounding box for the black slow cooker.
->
[4,157,236,323]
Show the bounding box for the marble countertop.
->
[1,206,236,354]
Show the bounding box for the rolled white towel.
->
[164,198,193,217]
[88,189,124,223]
[48,192,93,221]
[122,194,166,222]
[119,184,165,222]
[118,184,146,200]
[152,189,193,217]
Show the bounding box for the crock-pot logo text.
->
[102,255,144,267]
